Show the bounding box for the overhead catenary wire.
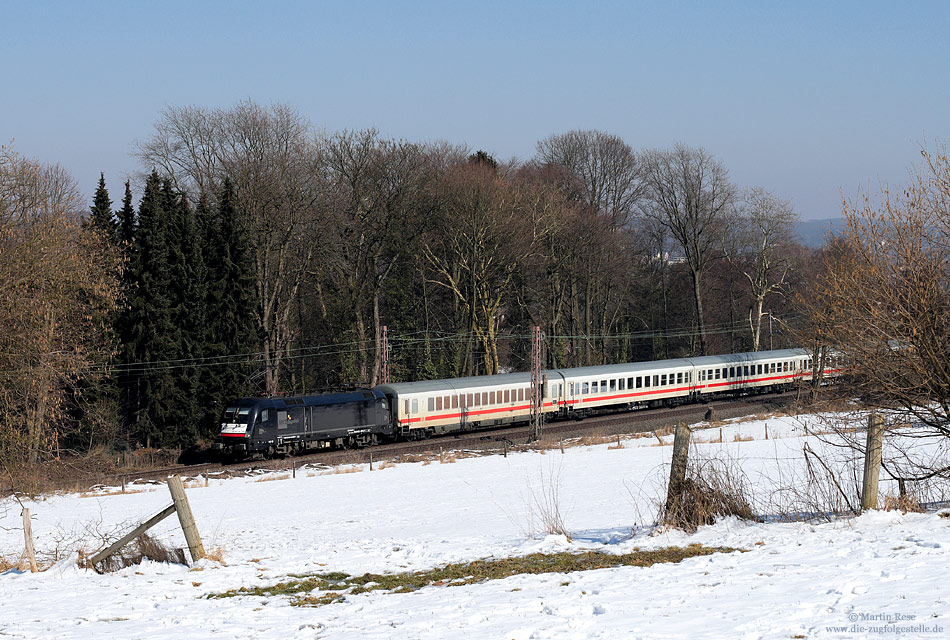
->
[8,313,803,380]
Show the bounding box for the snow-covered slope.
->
[2,414,948,639]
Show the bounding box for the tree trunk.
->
[690,268,708,356]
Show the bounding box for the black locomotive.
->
[213,389,393,458]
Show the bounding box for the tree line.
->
[3,100,821,459]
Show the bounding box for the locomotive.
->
[214,347,837,458]
[213,389,393,458]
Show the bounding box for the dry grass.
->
[883,493,924,513]
[318,466,364,476]
[733,434,754,443]
[78,487,150,498]
[87,532,187,573]
[204,546,227,565]
[254,473,290,483]
[0,555,21,572]
[377,461,395,470]
[660,456,755,533]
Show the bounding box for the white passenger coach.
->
[375,347,835,440]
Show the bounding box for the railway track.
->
[104,390,800,491]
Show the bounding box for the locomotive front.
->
[212,399,262,457]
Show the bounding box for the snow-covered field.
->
[3,413,950,639]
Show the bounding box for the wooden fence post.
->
[665,422,692,516]
[22,508,37,573]
[861,413,884,511]
[503,441,508,458]
[167,475,205,562]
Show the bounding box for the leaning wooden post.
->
[22,508,38,573]
[665,423,692,517]
[861,413,884,511]
[166,475,205,562]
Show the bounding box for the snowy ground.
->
[2,413,950,639]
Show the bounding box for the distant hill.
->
[793,218,846,249]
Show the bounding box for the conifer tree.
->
[200,179,256,429]
[122,172,181,447]
[116,179,136,245]
[167,189,205,444]
[89,173,117,241]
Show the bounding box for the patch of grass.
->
[253,474,290,483]
[883,494,923,513]
[318,466,364,476]
[208,544,739,607]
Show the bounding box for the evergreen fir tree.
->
[122,172,180,447]
[116,180,136,245]
[191,179,258,435]
[89,173,117,241]
[209,179,257,407]
[167,189,205,444]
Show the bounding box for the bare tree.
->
[423,161,556,375]
[800,144,950,441]
[642,145,737,355]
[319,130,435,384]
[0,146,121,462]
[535,130,646,228]
[729,188,799,351]
[137,101,323,394]
[535,130,646,364]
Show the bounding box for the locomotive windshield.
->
[223,406,252,422]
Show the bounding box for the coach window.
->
[435,396,442,411]
[451,395,458,409]
[412,399,419,414]
[404,400,410,415]
[658,374,664,386]
[582,382,589,394]
[600,380,607,392]
[609,379,616,392]
[428,398,435,412]
[651,375,657,387]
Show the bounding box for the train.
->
[213,347,837,458]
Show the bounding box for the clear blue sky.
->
[3,0,948,219]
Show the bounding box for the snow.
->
[2,413,950,639]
